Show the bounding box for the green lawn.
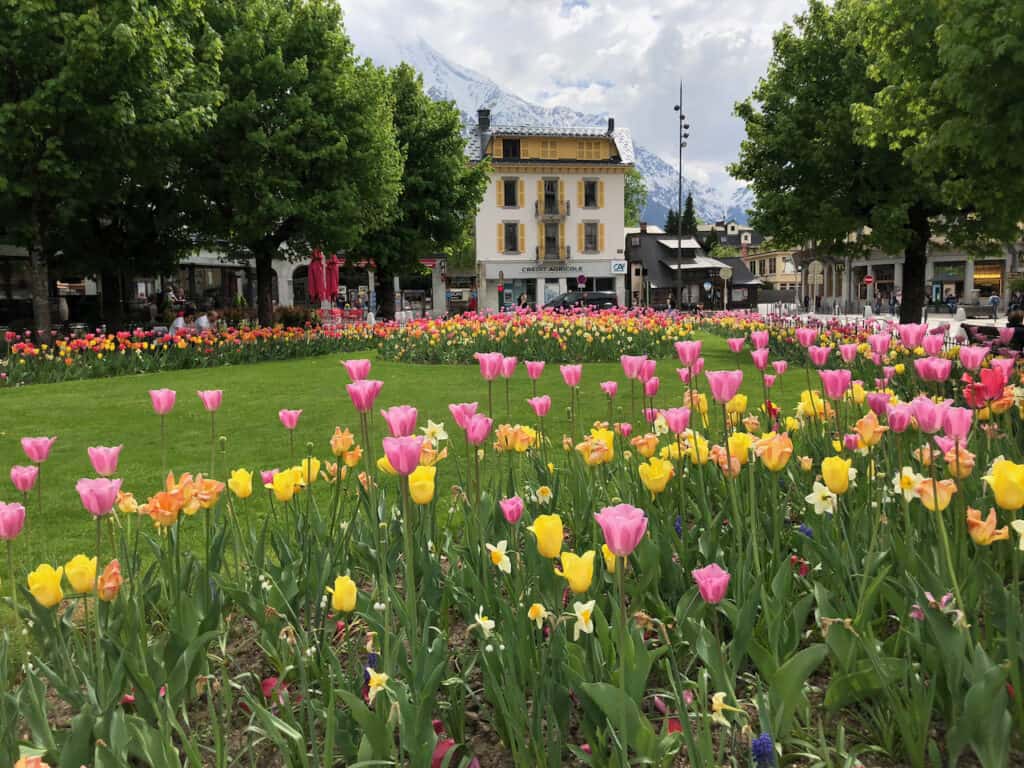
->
[0,333,804,568]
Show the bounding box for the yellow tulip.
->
[271,470,297,502]
[327,575,358,612]
[64,554,97,594]
[555,550,595,594]
[228,468,253,499]
[639,456,675,495]
[821,456,853,495]
[754,432,793,472]
[725,393,747,416]
[784,416,801,433]
[727,432,753,465]
[27,564,64,608]
[376,455,398,476]
[299,457,321,485]
[984,458,1024,511]
[684,431,710,464]
[601,543,616,574]
[344,446,363,468]
[408,465,436,505]
[330,427,355,457]
[528,514,563,558]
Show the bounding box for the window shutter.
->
[518,179,525,209]
[577,180,584,208]
[558,180,565,210]
[536,180,543,208]
[519,223,525,253]
[493,139,503,159]
[537,223,544,259]
[497,223,504,253]
[599,223,605,252]
[497,180,504,207]
[598,180,605,208]
[559,221,566,259]
[577,223,584,253]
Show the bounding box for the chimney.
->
[639,221,647,233]
[477,109,491,132]
[607,116,615,133]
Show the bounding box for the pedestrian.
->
[989,292,1000,320]
[803,294,809,313]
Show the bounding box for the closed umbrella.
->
[308,250,326,302]
[326,254,340,300]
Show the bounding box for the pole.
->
[676,81,683,311]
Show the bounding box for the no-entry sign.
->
[863,275,875,285]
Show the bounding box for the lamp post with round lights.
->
[673,83,690,311]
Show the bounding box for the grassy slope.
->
[0,333,804,568]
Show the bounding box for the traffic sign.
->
[863,275,875,285]
[577,274,587,287]
[719,266,733,281]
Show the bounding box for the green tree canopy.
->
[624,167,647,227]
[189,0,403,325]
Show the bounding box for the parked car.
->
[543,291,619,310]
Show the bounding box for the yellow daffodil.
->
[228,468,253,499]
[326,575,358,612]
[573,599,596,640]
[528,514,563,558]
[64,554,97,594]
[408,465,436,505]
[711,692,745,727]
[27,564,64,608]
[366,669,389,706]
[555,550,595,594]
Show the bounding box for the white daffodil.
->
[420,420,448,443]
[572,600,596,641]
[475,606,495,637]
[893,466,924,502]
[805,481,837,515]
[527,602,550,630]
[486,540,512,574]
[1011,520,1024,552]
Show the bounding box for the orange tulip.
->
[965,507,1009,546]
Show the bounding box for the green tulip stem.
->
[94,516,103,696]
[209,412,216,478]
[400,479,417,662]
[6,540,17,620]
[616,556,629,765]
[160,415,166,479]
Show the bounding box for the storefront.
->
[931,262,965,303]
[479,260,626,310]
[973,260,1005,299]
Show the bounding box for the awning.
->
[659,255,728,271]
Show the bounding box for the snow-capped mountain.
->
[396,39,751,226]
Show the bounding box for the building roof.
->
[625,225,665,235]
[659,254,730,271]
[465,124,635,165]
[656,237,704,251]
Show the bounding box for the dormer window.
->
[502,139,520,159]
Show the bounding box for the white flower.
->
[805,482,837,515]
[893,467,924,502]
[573,600,596,641]
[373,601,386,612]
[485,644,494,653]
[653,414,669,436]
[1010,520,1024,552]
[475,606,495,637]
[420,420,449,443]
[485,540,512,574]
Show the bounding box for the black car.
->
[543,291,619,310]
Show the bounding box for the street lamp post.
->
[673,83,690,311]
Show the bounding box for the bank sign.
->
[484,261,627,280]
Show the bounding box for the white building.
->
[466,110,631,310]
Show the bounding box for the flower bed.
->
[2,324,1023,766]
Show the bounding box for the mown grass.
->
[0,333,804,569]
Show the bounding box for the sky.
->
[342,0,810,195]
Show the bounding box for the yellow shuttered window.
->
[536,180,543,211]
[558,180,565,213]
[518,179,525,209]
[559,221,566,259]
[496,180,504,207]
[577,223,584,253]
[493,139,503,159]
[519,223,525,253]
[577,180,584,207]
[598,223,605,253]
[497,223,505,253]
[537,223,544,259]
[598,180,605,208]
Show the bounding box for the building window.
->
[584,180,598,208]
[543,179,558,215]
[544,223,559,258]
[540,140,558,159]
[584,222,599,252]
[768,258,776,275]
[577,140,601,160]
[503,179,518,208]
[502,139,520,159]
[504,222,519,253]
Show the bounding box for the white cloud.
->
[342,0,810,194]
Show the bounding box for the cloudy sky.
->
[343,0,810,195]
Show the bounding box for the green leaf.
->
[768,643,828,739]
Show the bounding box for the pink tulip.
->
[88,445,123,477]
[795,327,817,348]
[499,496,524,524]
[278,409,302,430]
[914,357,951,382]
[149,389,176,415]
[638,359,657,382]
[600,381,618,398]
[674,340,702,365]
[898,323,928,350]
[560,364,582,388]
[527,395,551,418]
[705,370,743,403]
[475,352,504,381]
[866,392,890,416]
[465,414,494,446]
[819,370,852,400]
[620,355,647,380]
[343,358,372,381]
[594,503,649,557]
[772,360,788,376]
[922,334,944,356]
[347,380,384,413]
[958,346,989,371]
[0,501,26,540]
[691,358,705,375]
[75,477,123,517]
[381,436,425,476]
[525,361,546,380]
[839,344,859,363]
[618,422,633,438]
[868,333,891,358]
[644,377,660,398]
[750,348,769,371]
[21,437,56,464]
[727,337,745,353]
[662,407,691,434]
[261,468,280,486]
[843,433,860,451]
[676,367,692,384]
[644,408,658,423]
[763,374,776,389]
[197,390,223,412]
[886,403,913,433]
[990,357,1014,381]
[500,356,518,379]
[692,563,730,604]
[883,365,896,382]
[449,402,479,429]
[10,465,38,493]
[943,406,973,440]
[808,346,831,367]
[751,330,769,350]
[999,327,1015,345]
[910,396,947,434]
[380,405,418,437]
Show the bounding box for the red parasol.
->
[326,254,340,300]
[308,250,326,302]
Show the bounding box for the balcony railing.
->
[535,200,570,219]
[536,245,571,262]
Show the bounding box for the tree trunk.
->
[376,269,396,320]
[255,252,275,327]
[100,269,125,332]
[28,246,51,332]
[899,202,930,324]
